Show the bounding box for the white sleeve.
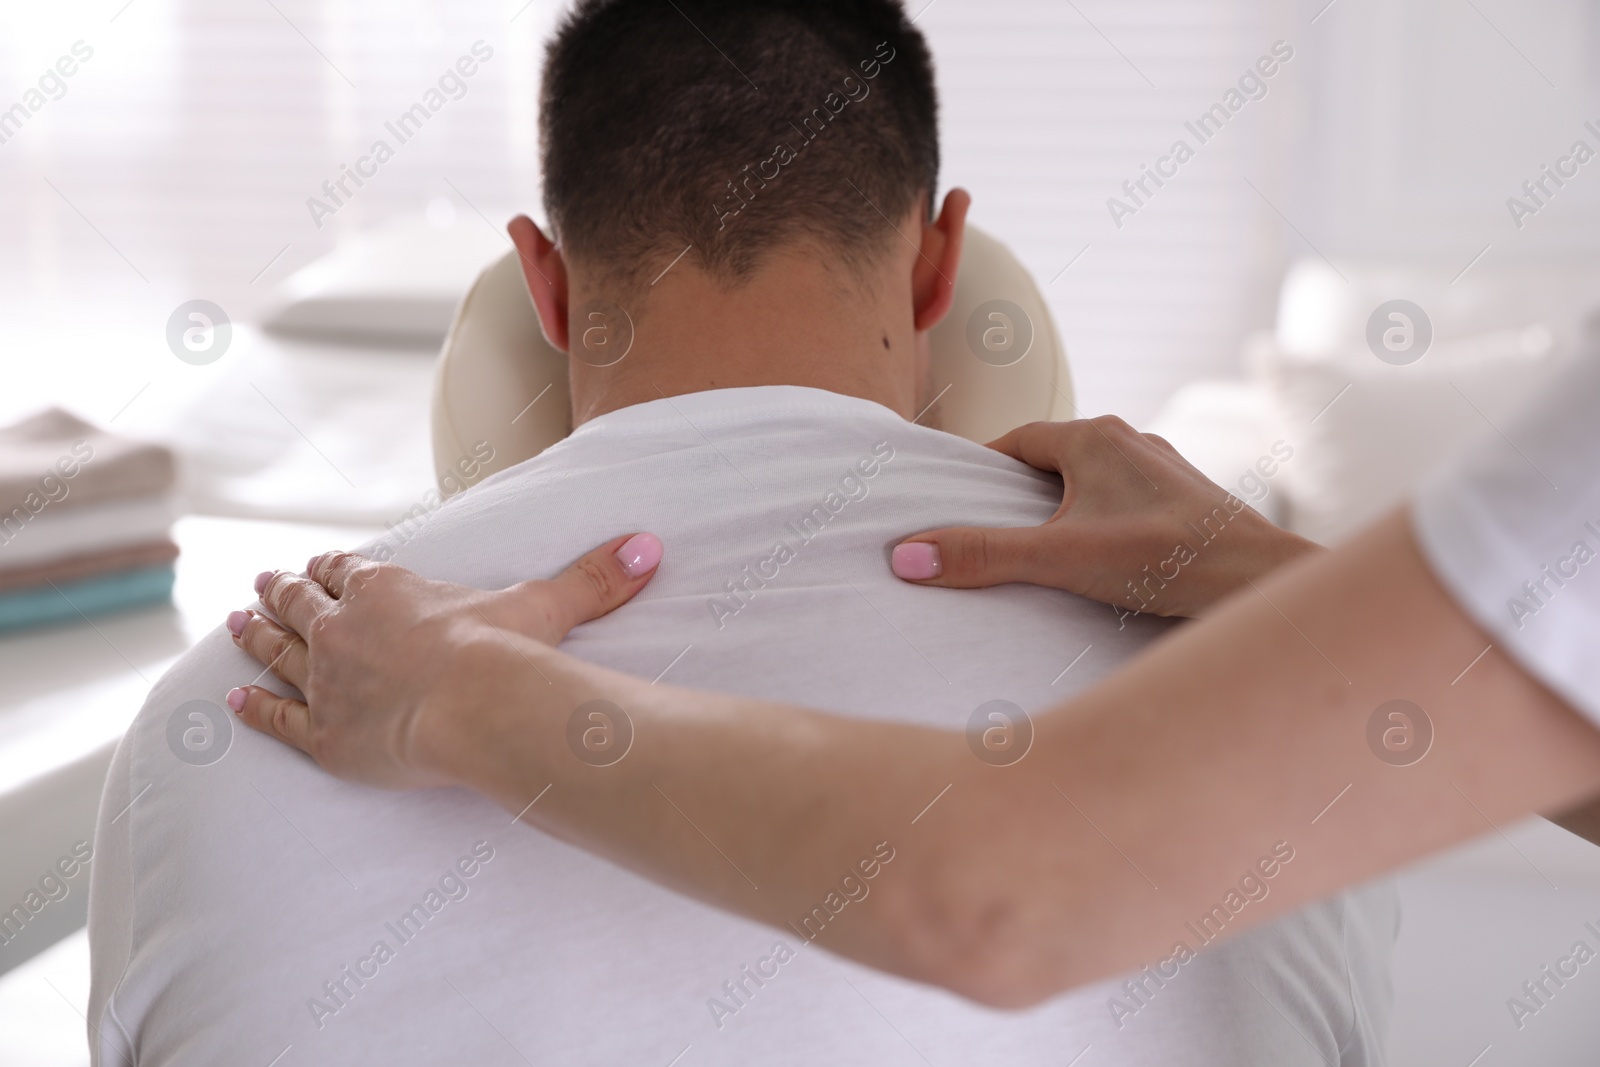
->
[1411,353,1600,725]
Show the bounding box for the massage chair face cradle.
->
[431,225,1075,489]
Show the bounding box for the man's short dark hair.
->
[541,0,939,292]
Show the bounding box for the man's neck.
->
[566,249,922,427]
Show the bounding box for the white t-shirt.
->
[1413,353,1600,724]
[89,386,1396,1066]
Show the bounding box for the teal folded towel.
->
[0,564,176,633]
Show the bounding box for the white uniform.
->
[1413,353,1600,723]
[89,386,1397,1066]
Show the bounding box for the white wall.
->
[1295,0,1600,266]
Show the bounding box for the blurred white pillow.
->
[1254,325,1559,546]
[1275,259,1600,357]
[259,210,509,345]
[1144,381,1289,527]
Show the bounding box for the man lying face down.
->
[87,1,1398,1063]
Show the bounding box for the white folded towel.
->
[0,495,178,569]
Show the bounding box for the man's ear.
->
[911,187,971,333]
[507,215,570,352]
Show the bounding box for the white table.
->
[0,514,379,979]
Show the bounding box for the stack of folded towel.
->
[0,409,180,632]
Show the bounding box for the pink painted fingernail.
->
[891,542,941,580]
[254,571,275,595]
[226,687,248,712]
[226,610,251,637]
[615,532,663,579]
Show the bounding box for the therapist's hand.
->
[890,418,1317,617]
[223,532,663,789]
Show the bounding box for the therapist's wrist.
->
[408,628,560,791]
[410,627,647,809]
[1195,516,1321,612]
[1131,510,1320,619]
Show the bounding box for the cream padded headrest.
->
[431,224,1073,489]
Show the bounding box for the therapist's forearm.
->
[429,640,968,989]
[424,509,1600,1006]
